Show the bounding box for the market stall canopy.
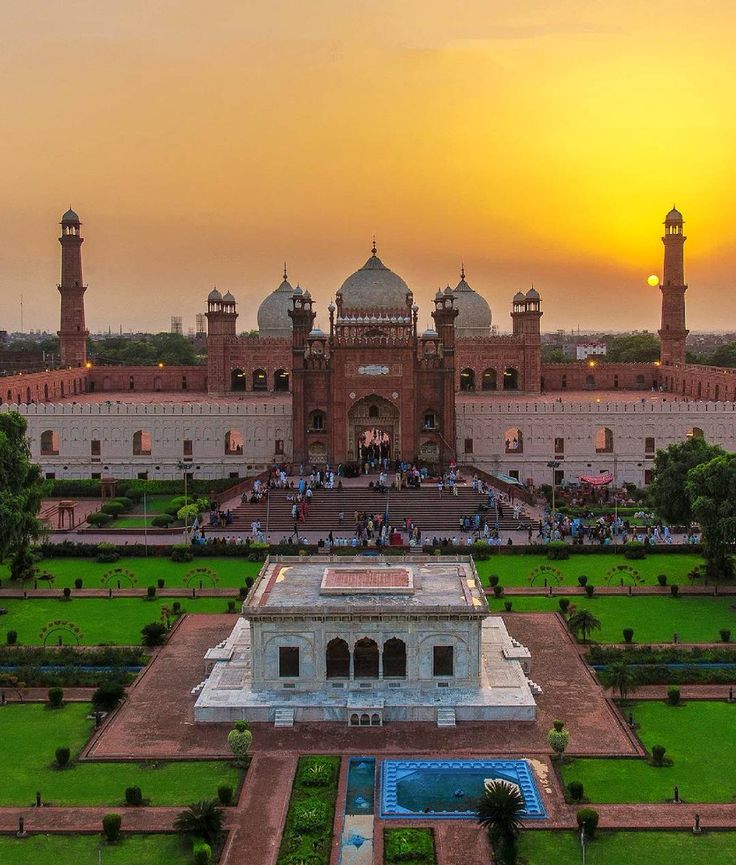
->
[579,472,613,486]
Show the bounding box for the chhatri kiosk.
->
[195,556,537,727]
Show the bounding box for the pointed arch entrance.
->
[347,395,400,464]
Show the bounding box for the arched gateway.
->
[347,395,400,464]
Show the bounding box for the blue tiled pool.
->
[381,759,546,820]
[345,757,376,815]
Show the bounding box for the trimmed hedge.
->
[384,828,436,865]
[48,478,237,499]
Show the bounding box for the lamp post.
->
[177,459,189,541]
[580,825,587,865]
[547,460,561,515]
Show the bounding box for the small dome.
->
[309,326,325,338]
[339,248,410,310]
[665,206,683,222]
[208,288,222,302]
[513,291,526,303]
[452,270,492,338]
[222,291,236,303]
[257,275,295,339]
[61,208,80,223]
[422,328,439,338]
[526,287,540,300]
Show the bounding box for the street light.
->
[547,460,561,515]
[176,459,189,541]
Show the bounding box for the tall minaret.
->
[658,206,688,368]
[57,208,89,367]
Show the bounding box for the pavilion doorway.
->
[347,395,400,466]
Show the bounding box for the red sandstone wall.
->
[541,362,658,392]
[0,368,89,405]
[87,365,208,393]
[662,364,736,401]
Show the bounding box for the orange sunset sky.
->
[1,0,735,334]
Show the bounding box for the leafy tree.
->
[0,412,47,580]
[709,342,736,368]
[141,622,167,646]
[647,438,724,525]
[89,332,203,366]
[541,346,573,363]
[477,778,525,865]
[686,454,736,580]
[600,660,638,701]
[174,800,224,844]
[92,681,125,711]
[567,609,601,642]
[605,332,660,363]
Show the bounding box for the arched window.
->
[40,430,59,456]
[503,367,519,390]
[585,374,595,388]
[274,369,289,392]
[460,368,475,392]
[252,369,268,391]
[225,429,244,454]
[504,427,523,454]
[368,404,379,419]
[308,410,326,431]
[636,374,645,387]
[132,430,152,456]
[350,713,360,726]
[687,427,704,441]
[595,427,614,453]
[383,638,406,678]
[231,368,246,391]
[26,387,31,403]
[353,638,379,679]
[326,638,350,678]
[44,384,49,400]
[482,369,497,391]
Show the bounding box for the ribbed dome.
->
[453,272,492,338]
[257,276,295,339]
[665,206,683,222]
[339,250,410,310]
[525,287,540,300]
[207,288,222,302]
[222,291,236,303]
[61,208,80,223]
[513,291,526,303]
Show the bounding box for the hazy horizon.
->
[1,1,734,334]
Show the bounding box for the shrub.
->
[96,543,120,562]
[227,601,237,613]
[55,746,70,768]
[584,584,595,598]
[245,576,254,589]
[650,744,669,767]
[217,784,234,805]
[151,514,174,528]
[623,628,634,644]
[141,622,167,646]
[155,578,164,589]
[170,544,193,563]
[239,587,247,599]
[576,807,599,838]
[492,585,504,598]
[93,681,125,711]
[74,578,83,590]
[547,720,570,758]
[102,813,122,843]
[384,828,435,864]
[558,598,571,615]
[503,601,513,612]
[172,601,182,613]
[101,501,125,516]
[291,798,330,833]
[670,584,680,598]
[146,585,157,599]
[227,721,252,765]
[577,575,588,587]
[624,542,646,560]
[667,686,681,705]
[567,781,584,802]
[193,842,212,865]
[720,629,731,643]
[657,574,668,586]
[7,630,17,646]
[298,756,338,788]
[62,587,72,600]
[488,575,500,587]
[48,687,64,708]
[547,542,570,560]
[110,496,133,510]
[125,786,143,806]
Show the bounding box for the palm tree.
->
[600,660,638,701]
[567,608,602,643]
[477,778,525,865]
[174,800,224,844]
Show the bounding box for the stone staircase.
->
[436,707,457,727]
[273,707,294,727]
[217,486,534,535]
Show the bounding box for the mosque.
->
[3,207,736,487]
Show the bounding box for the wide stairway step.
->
[214,486,534,535]
[436,707,456,727]
[274,707,294,728]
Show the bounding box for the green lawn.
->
[474,553,705,587]
[0,835,193,865]
[492,595,736,644]
[0,703,241,806]
[518,831,736,864]
[0,556,261,589]
[0,597,240,646]
[111,517,182,529]
[129,495,176,515]
[562,701,736,803]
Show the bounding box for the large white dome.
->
[257,275,295,339]
[453,271,492,338]
[338,250,410,310]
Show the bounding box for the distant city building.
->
[171,316,183,336]
[576,342,608,361]
[195,313,207,338]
